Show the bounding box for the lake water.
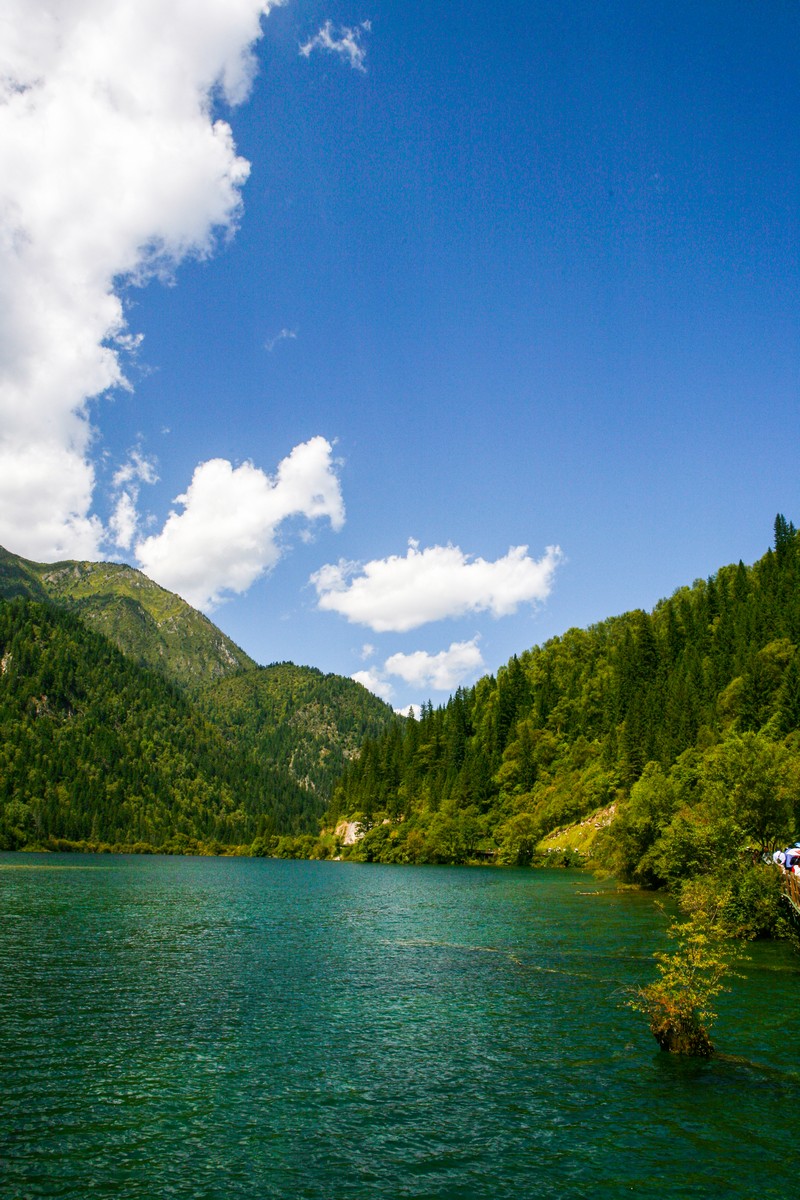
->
[1,854,797,1199]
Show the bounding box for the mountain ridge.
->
[0,546,256,689]
[0,546,398,852]
[326,516,800,921]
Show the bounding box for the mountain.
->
[0,597,308,850]
[197,663,403,802]
[0,547,397,852]
[328,517,800,913]
[7,521,798,902]
[0,546,255,689]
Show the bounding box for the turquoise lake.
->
[1,853,798,1199]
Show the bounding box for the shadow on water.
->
[657,1048,800,1093]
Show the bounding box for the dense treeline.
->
[0,545,398,853]
[197,663,399,801]
[0,598,328,850]
[4,520,799,911]
[328,518,800,923]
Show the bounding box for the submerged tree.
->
[629,890,745,1057]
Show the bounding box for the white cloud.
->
[136,436,344,610]
[396,703,422,719]
[265,327,298,352]
[0,0,281,561]
[353,636,484,703]
[109,492,139,552]
[0,441,103,561]
[112,449,159,491]
[351,667,394,703]
[299,20,371,72]
[109,448,159,551]
[312,540,563,632]
[384,638,485,691]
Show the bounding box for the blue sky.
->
[1,1,798,710]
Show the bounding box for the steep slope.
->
[0,548,399,850]
[0,597,313,850]
[0,546,255,689]
[198,663,398,802]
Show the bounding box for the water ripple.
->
[1,854,798,1199]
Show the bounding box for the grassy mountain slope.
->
[0,546,256,689]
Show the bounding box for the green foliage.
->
[697,731,794,852]
[197,662,396,807]
[330,517,800,878]
[603,762,679,885]
[0,546,256,689]
[681,865,786,940]
[0,596,396,850]
[629,889,747,1056]
[496,813,541,865]
[5,516,800,892]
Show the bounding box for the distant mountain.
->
[197,662,399,801]
[0,547,398,852]
[0,597,308,850]
[0,546,255,689]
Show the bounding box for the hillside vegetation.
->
[3,521,799,906]
[197,663,400,801]
[0,550,397,853]
[0,546,256,689]
[0,598,296,850]
[327,517,800,930]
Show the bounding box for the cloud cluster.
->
[136,436,344,610]
[352,638,484,704]
[0,0,280,561]
[312,541,563,633]
[384,639,484,691]
[351,667,395,704]
[110,449,159,551]
[299,20,371,72]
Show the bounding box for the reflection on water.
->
[1,854,797,1199]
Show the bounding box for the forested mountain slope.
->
[329,518,800,892]
[0,546,256,689]
[0,551,397,851]
[0,598,310,850]
[198,663,399,802]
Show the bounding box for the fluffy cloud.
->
[0,441,103,562]
[110,449,159,550]
[384,638,485,691]
[299,20,371,72]
[0,0,280,560]
[136,436,344,610]
[352,637,484,704]
[312,540,563,633]
[109,493,139,553]
[351,668,394,704]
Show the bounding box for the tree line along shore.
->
[2,520,800,946]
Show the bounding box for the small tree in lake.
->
[629,889,745,1057]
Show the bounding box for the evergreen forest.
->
[0,549,397,854]
[327,518,800,932]
[2,522,800,933]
